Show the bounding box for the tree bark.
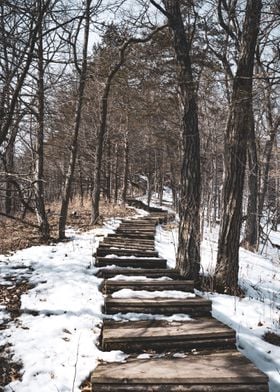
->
[122,131,129,204]
[59,0,91,239]
[215,0,262,293]
[153,0,201,280]
[34,20,50,240]
[242,108,259,251]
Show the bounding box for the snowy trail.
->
[1,194,280,391]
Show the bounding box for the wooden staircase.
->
[92,203,268,391]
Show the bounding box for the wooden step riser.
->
[99,244,155,251]
[122,220,157,224]
[116,231,155,236]
[104,305,211,316]
[118,225,156,229]
[104,282,194,294]
[102,337,236,352]
[96,259,167,269]
[107,233,154,239]
[96,249,158,257]
[119,224,156,228]
[92,385,268,392]
[104,237,155,245]
[96,269,181,279]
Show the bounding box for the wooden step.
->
[104,236,155,245]
[104,296,212,316]
[103,280,194,294]
[91,351,268,391]
[116,229,155,235]
[122,219,157,224]
[96,268,181,279]
[96,248,158,258]
[107,233,155,240]
[95,257,167,269]
[120,223,156,227]
[101,318,236,352]
[98,243,155,251]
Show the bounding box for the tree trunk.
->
[34,24,49,240]
[159,0,201,281]
[4,135,16,215]
[59,0,91,239]
[259,117,280,222]
[242,108,259,251]
[215,0,262,294]
[122,132,129,204]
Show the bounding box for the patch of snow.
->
[107,275,173,281]
[112,288,196,299]
[107,312,192,322]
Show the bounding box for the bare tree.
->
[58,0,93,239]
[150,0,201,281]
[215,0,262,294]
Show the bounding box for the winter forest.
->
[0,0,280,391]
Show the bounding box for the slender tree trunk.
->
[114,143,119,204]
[242,108,259,251]
[259,117,280,222]
[78,157,84,207]
[5,136,15,215]
[105,140,112,202]
[215,0,262,293]
[34,24,49,240]
[122,132,129,204]
[59,0,91,239]
[158,0,201,281]
[272,167,279,231]
[0,0,52,148]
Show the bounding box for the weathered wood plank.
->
[104,236,155,245]
[101,318,235,351]
[115,231,155,237]
[92,384,268,391]
[104,296,212,316]
[96,268,181,279]
[104,280,194,294]
[98,243,155,251]
[95,257,167,269]
[96,248,159,257]
[91,352,268,387]
[107,233,155,240]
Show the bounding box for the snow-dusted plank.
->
[91,352,268,389]
[95,257,167,269]
[96,268,180,279]
[104,236,155,245]
[96,248,158,257]
[98,243,155,251]
[107,232,155,239]
[103,279,194,294]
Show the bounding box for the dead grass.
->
[263,331,280,346]
[0,197,136,255]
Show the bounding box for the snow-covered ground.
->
[154,200,280,392]
[1,194,280,391]
[0,219,127,392]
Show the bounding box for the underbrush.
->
[0,197,135,255]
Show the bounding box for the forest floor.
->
[1,193,280,391]
[0,198,135,255]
